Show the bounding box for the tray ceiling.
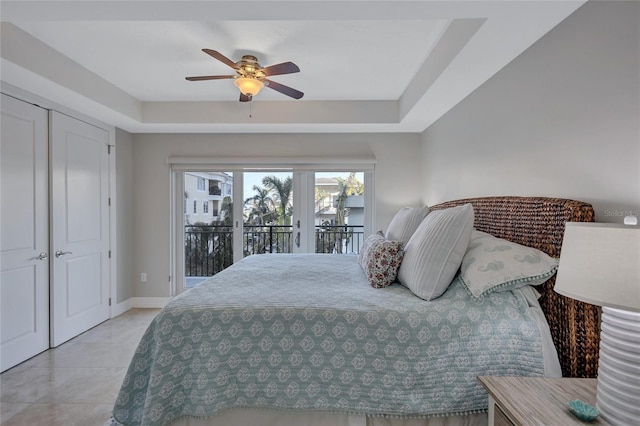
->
[0,1,586,133]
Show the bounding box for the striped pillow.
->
[397,204,474,300]
[385,206,430,243]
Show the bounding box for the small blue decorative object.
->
[568,400,599,421]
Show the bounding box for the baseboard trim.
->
[110,297,169,318]
[110,299,134,318]
[131,297,170,309]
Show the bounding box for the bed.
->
[109,196,599,426]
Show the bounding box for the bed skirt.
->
[170,409,487,426]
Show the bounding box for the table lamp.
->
[554,220,640,425]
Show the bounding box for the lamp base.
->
[596,307,640,425]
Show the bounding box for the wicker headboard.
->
[430,196,598,378]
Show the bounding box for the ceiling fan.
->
[186,49,304,102]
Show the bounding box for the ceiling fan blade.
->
[185,75,235,81]
[263,79,304,99]
[239,93,252,102]
[260,61,300,77]
[202,49,239,69]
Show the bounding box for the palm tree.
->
[334,172,363,225]
[315,186,330,214]
[210,196,234,273]
[262,175,293,225]
[332,173,364,253]
[219,196,233,226]
[244,185,276,225]
[346,172,364,195]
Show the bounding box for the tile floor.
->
[0,308,161,426]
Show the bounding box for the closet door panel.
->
[50,111,110,346]
[0,94,49,372]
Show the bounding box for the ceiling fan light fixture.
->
[234,77,264,97]
[187,50,303,101]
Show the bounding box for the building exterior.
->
[184,171,233,225]
[314,176,364,227]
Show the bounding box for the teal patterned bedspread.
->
[112,254,545,426]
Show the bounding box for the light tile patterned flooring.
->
[0,309,161,426]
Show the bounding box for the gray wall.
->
[421,0,640,222]
[131,133,423,297]
[115,128,134,302]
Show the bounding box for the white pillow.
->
[397,204,474,300]
[385,206,430,244]
[460,230,559,298]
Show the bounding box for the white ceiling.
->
[0,0,585,134]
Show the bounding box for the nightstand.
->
[478,376,611,426]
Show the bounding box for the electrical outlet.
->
[141,273,147,282]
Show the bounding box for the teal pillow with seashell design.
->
[460,230,559,298]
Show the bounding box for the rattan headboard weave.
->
[430,196,598,378]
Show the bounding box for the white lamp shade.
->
[234,77,264,96]
[555,222,640,312]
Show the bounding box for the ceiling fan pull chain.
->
[249,100,253,119]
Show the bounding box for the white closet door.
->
[0,94,49,372]
[50,111,110,346]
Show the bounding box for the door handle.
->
[55,250,72,258]
[295,232,300,248]
[32,252,48,261]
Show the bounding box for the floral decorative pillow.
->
[358,232,405,288]
[460,230,559,298]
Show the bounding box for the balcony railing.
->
[314,225,364,255]
[184,225,233,277]
[184,224,364,277]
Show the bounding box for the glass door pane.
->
[183,171,234,289]
[314,172,365,254]
[243,171,294,255]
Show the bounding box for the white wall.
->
[421,0,640,222]
[132,133,422,297]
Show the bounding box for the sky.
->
[243,171,291,199]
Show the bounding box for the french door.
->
[181,170,237,289]
[171,163,374,295]
[242,170,369,255]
